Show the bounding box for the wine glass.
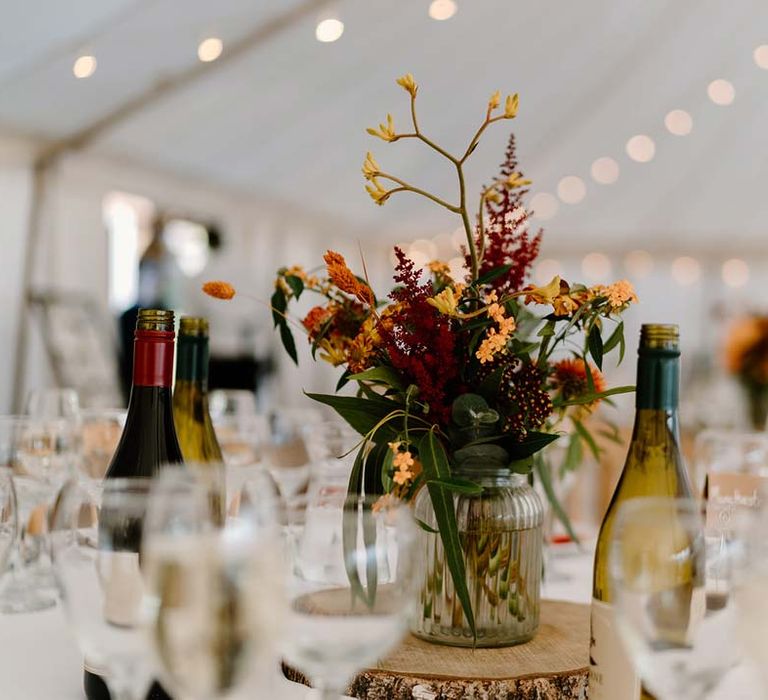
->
[0,466,18,578]
[281,495,418,700]
[142,467,284,700]
[208,389,258,421]
[0,416,61,612]
[79,409,126,481]
[51,478,154,700]
[610,497,743,700]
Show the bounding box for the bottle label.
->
[97,551,145,628]
[133,329,175,387]
[588,598,640,700]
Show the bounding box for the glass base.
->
[0,581,57,613]
[411,624,536,648]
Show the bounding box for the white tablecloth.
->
[0,543,759,699]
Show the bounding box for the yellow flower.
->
[488,90,501,112]
[362,152,381,180]
[504,93,519,118]
[505,172,532,189]
[484,187,502,204]
[318,338,347,367]
[366,113,397,142]
[396,73,418,97]
[365,177,391,206]
[523,276,562,305]
[427,286,461,316]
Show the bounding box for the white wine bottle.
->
[588,324,693,699]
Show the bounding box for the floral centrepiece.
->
[205,74,637,644]
[724,316,768,430]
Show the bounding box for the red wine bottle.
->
[84,309,182,700]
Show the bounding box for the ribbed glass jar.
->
[411,469,544,647]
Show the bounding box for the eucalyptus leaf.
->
[451,394,490,427]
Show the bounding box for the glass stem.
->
[318,686,343,700]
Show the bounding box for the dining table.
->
[0,541,758,700]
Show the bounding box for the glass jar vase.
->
[411,468,544,647]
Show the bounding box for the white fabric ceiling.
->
[1,0,767,251]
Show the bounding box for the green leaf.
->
[418,430,475,638]
[362,499,378,607]
[572,419,601,461]
[381,447,395,492]
[537,319,556,338]
[473,264,512,287]
[279,322,298,364]
[349,366,405,391]
[509,456,534,474]
[534,453,580,544]
[270,289,286,328]
[343,445,368,607]
[415,518,439,534]
[335,369,352,392]
[554,384,635,407]
[588,324,604,371]
[618,331,626,364]
[505,431,559,459]
[562,431,584,474]
[584,357,595,393]
[603,321,624,354]
[428,477,483,495]
[305,392,401,438]
[451,393,490,427]
[284,274,304,300]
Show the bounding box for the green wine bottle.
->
[173,316,223,463]
[588,324,693,699]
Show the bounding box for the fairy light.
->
[530,192,559,220]
[581,253,612,282]
[671,257,701,286]
[626,135,655,163]
[315,18,344,42]
[197,37,223,62]
[73,55,97,79]
[590,157,620,185]
[722,258,749,288]
[534,258,562,284]
[429,0,457,20]
[557,176,586,204]
[624,250,654,279]
[755,45,768,70]
[664,109,693,136]
[707,79,735,106]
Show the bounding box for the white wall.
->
[0,137,35,413]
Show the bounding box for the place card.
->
[706,472,768,529]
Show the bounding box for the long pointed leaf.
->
[534,453,580,545]
[343,445,367,607]
[418,430,476,638]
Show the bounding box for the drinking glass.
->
[0,467,18,578]
[610,497,742,700]
[281,495,418,700]
[208,389,258,421]
[692,429,768,497]
[79,409,126,481]
[142,467,284,700]
[51,478,154,700]
[0,416,63,612]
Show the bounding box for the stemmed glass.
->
[142,467,285,700]
[0,416,65,612]
[610,497,743,700]
[0,467,18,578]
[51,478,154,700]
[281,495,418,700]
[79,409,126,481]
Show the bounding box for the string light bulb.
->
[73,55,97,79]
[197,37,223,62]
[316,18,344,42]
[707,79,735,106]
[429,0,457,20]
[626,135,655,163]
[665,109,693,136]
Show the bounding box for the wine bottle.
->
[85,309,182,700]
[589,324,693,700]
[173,316,225,524]
[172,317,223,463]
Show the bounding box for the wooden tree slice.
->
[283,599,589,699]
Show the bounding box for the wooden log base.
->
[283,599,589,699]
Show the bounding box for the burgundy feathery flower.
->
[469,134,542,295]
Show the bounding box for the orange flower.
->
[323,251,375,307]
[592,280,638,310]
[202,280,236,300]
[724,317,768,381]
[552,358,605,411]
[302,306,333,338]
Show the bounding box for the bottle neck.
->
[176,335,209,389]
[132,329,175,388]
[633,348,680,440]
